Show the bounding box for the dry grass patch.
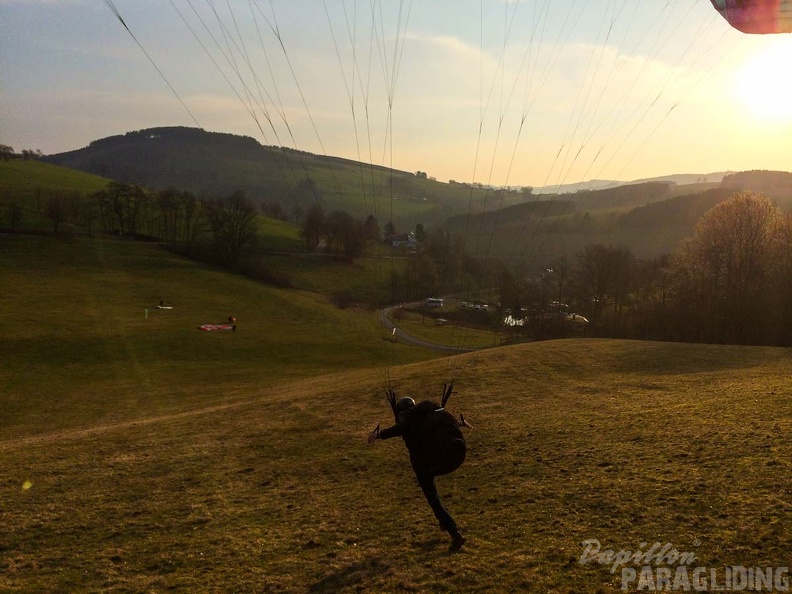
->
[1,340,790,592]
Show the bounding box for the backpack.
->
[386,383,468,476]
[410,401,466,476]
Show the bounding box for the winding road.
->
[378,305,478,354]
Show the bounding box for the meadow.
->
[1,234,790,592]
[0,160,109,194]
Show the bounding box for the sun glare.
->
[734,37,792,123]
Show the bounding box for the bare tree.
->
[94,182,147,235]
[206,190,259,268]
[324,210,366,263]
[544,257,570,304]
[670,192,780,343]
[574,244,633,328]
[180,191,204,253]
[75,193,100,237]
[400,255,439,301]
[44,194,69,233]
[300,203,325,252]
[363,215,380,241]
[768,212,792,344]
[631,255,672,339]
[157,187,182,246]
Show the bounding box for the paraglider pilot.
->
[368,387,470,551]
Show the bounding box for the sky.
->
[1,0,791,189]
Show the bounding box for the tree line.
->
[495,192,792,346]
[10,175,792,346]
[24,181,403,274]
[21,182,257,270]
[1,144,43,160]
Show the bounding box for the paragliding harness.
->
[382,383,472,476]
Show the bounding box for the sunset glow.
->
[734,37,792,123]
[2,1,790,183]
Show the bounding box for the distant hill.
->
[42,126,496,229]
[721,170,792,207]
[533,179,622,194]
[44,126,327,198]
[630,171,735,186]
[454,182,678,230]
[445,177,792,261]
[533,171,734,195]
[39,127,791,260]
[569,181,676,211]
[618,187,737,230]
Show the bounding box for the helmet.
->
[395,397,416,423]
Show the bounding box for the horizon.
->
[41,123,742,191]
[2,1,792,189]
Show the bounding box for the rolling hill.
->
[0,235,438,441]
[0,160,114,233]
[0,159,110,194]
[0,234,789,591]
[532,171,733,195]
[28,128,792,263]
[42,127,496,230]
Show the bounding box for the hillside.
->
[532,171,733,195]
[1,234,790,591]
[0,159,110,194]
[0,160,113,232]
[721,170,792,206]
[447,176,792,262]
[35,128,792,263]
[0,235,439,440]
[629,171,734,187]
[617,187,737,230]
[42,127,495,229]
[1,254,790,592]
[570,181,675,211]
[442,183,728,261]
[38,127,754,231]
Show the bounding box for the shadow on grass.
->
[413,536,446,551]
[309,557,391,592]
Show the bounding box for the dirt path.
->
[0,392,272,451]
[1,309,476,450]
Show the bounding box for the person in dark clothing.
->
[368,396,466,551]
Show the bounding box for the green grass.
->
[392,309,499,349]
[0,235,438,440]
[0,161,112,232]
[1,236,790,592]
[256,217,302,251]
[264,252,397,305]
[0,160,111,194]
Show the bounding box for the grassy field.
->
[1,236,791,592]
[0,161,112,233]
[256,218,303,252]
[264,252,394,302]
[0,160,110,194]
[0,235,438,440]
[390,309,500,350]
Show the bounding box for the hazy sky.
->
[2,0,791,188]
